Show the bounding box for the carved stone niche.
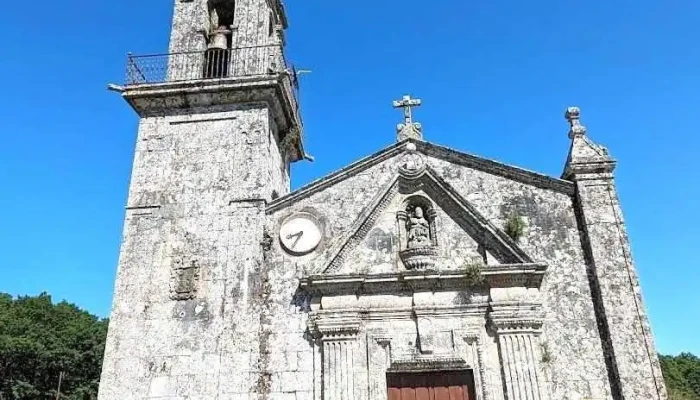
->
[398,196,438,270]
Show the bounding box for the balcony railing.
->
[125,44,299,89]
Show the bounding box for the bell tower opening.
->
[204,0,235,78]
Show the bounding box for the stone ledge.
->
[388,356,470,373]
[121,73,305,161]
[300,263,548,296]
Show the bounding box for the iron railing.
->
[125,44,298,88]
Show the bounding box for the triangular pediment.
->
[267,139,574,216]
[317,163,534,275]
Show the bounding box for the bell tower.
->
[99,0,305,398]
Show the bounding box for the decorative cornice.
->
[368,330,393,345]
[388,356,469,373]
[301,264,547,296]
[563,158,617,181]
[415,141,575,195]
[413,304,490,318]
[266,145,405,214]
[122,73,305,161]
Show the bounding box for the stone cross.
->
[393,95,422,125]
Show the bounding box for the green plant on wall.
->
[540,343,553,364]
[463,262,485,286]
[281,127,301,154]
[504,214,526,242]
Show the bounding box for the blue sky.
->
[0,0,698,355]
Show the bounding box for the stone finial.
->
[394,95,424,141]
[562,106,616,180]
[565,106,587,138]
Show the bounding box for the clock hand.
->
[286,231,304,248]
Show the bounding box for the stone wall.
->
[430,156,613,399]
[98,103,289,399]
[263,144,613,400]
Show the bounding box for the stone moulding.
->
[322,178,400,274]
[388,356,469,373]
[399,246,439,270]
[489,300,545,333]
[122,74,305,161]
[300,263,548,296]
[266,139,575,214]
[266,145,405,214]
[308,312,362,340]
[457,331,491,400]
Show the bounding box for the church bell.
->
[203,0,234,79]
[208,28,229,51]
[204,30,231,79]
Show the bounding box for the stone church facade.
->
[98,1,668,399]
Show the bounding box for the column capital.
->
[489,301,544,334]
[308,313,361,340]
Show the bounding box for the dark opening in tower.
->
[204,0,235,79]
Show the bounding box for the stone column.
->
[366,332,392,400]
[490,304,547,400]
[311,317,362,400]
[563,107,667,400]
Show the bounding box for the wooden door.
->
[387,371,474,400]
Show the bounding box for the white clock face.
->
[279,214,322,256]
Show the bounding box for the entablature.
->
[300,263,548,297]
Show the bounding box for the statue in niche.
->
[398,198,438,270]
[407,206,431,249]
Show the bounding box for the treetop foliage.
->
[0,292,108,400]
[661,352,700,400]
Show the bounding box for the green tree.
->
[0,293,108,400]
[660,352,700,400]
